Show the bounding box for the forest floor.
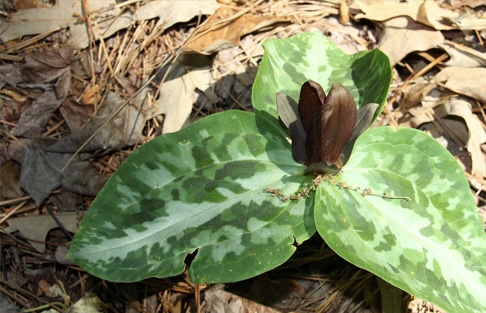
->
[0,0,485,312]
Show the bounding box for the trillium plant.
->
[68,33,486,312]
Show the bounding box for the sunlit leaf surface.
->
[315,127,486,313]
[68,111,314,283]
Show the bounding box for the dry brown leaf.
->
[0,0,120,49]
[10,88,65,137]
[436,98,486,177]
[4,47,75,136]
[49,91,148,152]
[156,66,212,134]
[184,6,284,54]
[13,0,53,10]
[434,67,486,102]
[450,0,486,8]
[0,160,23,200]
[400,81,437,111]
[0,0,220,49]
[355,0,485,30]
[440,41,486,67]
[59,100,94,132]
[0,64,22,88]
[5,213,78,253]
[69,292,106,313]
[81,84,102,105]
[378,17,444,66]
[5,138,106,205]
[354,0,417,22]
[133,0,220,30]
[205,284,281,313]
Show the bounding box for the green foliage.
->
[68,32,486,312]
[316,127,486,312]
[252,32,391,120]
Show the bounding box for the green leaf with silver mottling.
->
[252,32,391,121]
[315,126,486,313]
[68,32,485,313]
[67,110,316,283]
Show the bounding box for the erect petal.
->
[340,102,379,165]
[276,92,307,164]
[298,81,326,134]
[276,92,298,129]
[308,83,357,166]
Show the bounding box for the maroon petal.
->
[298,81,326,134]
[308,83,357,167]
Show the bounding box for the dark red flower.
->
[276,81,378,174]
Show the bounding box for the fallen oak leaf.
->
[434,67,486,102]
[184,6,286,55]
[436,98,486,178]
[377,17,444,66]
[10,88,65,137]
[440,41,486,68]
[5,213,78,253]
[354,0,485,31]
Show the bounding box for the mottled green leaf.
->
[252,32,391,120]
[67,111,316,283]
[67,32,484,313]
[315,127,486,313]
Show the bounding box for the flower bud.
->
[300,82,357,168]
[276,80,379,175]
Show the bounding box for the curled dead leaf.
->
[355,0,485,30]
[378,17,444,66]
[81,84,101,105]
[435,67,486,102]
[184,6,286,54]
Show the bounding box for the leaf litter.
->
[0,0,485,312]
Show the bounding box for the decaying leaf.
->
[0,160,23,200]
[440,41,486,68]
[378,17,444,66]
[134,0,220,30]
[184,6,284,54]
[19,144,63,204]
[5,137,107,205]
[10,88,66,137]
[355,0,486,30]
[436,99,486,177]
[5,213,78,253]
[30,146,105,204]
[399,81,437,111]
[49,91,148,152]
[205,284,280,313]
[20,48,75,83]
[69,292,106,313]
[0,1,118,49]
[59,100,94,132]
[434,67,486,102]
[0,64,22,88]
[0,0,219,49]
[155,63,212,134]
[5,47,76,136]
